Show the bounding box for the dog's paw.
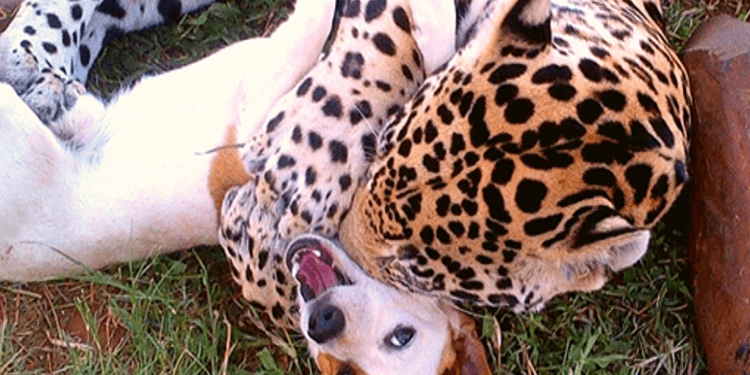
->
[57,92,105,150]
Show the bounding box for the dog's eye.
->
[385,326,416,349]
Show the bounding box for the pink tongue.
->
[297,251,338,296]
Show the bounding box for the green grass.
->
[0,248,316,374]
[486,210,704,374]
[0,0,730,373]
[88,0,295,97]
[664,0,709,50]
[54,255,231,374]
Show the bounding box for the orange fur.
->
[438,314,492,375]
[314,311,491,375]
[316,353,367,375]
[208,125,251,219]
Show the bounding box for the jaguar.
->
[284,0,691,371]
[0,0,488,372]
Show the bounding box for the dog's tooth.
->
[312,250,322,258]
[292,262,300,278]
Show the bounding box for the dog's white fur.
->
[288,235,491,375]
[0,0,339,280]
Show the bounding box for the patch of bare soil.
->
[0,252,291,373]
[1,241,308,373]
[1,281,128,372]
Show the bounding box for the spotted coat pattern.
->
[219,0,431,329]
[337,0,691,312]
[0,0,213,128]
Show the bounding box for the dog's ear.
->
[440,312,493,375]
[316,353,367,375]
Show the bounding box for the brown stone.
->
[0,0,20,33]
[681,14,750,375]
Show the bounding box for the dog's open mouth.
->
[286,240,352,302]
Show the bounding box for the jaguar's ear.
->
[576,213,651,270]
[454,0,551,61]
[501,0,552,45]
[564,210,651,292]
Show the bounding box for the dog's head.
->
[286,235,492,375]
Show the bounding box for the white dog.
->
[0,0,340,279]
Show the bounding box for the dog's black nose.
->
[308,304,345,344]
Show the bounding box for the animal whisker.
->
[194,143,247,156]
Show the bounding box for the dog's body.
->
[0,0,338,279]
